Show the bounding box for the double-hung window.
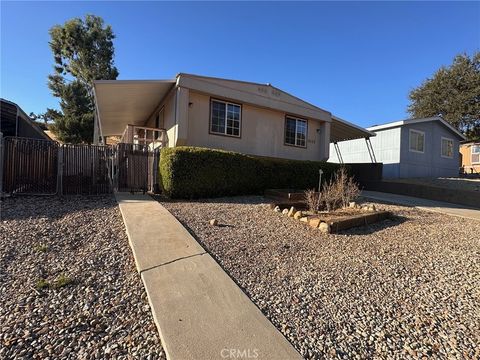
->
[441,137,454,158]
[472,145,480,164]
[409,129,425,153]
[210,99,241,137]
[285,116,307,147]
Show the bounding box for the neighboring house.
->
[329,117,466,178]
[460,141,480,175]
[0,98,52,141]
[93,73,374,161]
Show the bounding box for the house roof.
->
[93,74,374,142]
[0,98,52,141]
[367,116,467,140]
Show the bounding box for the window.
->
[472,145,480,164]
[285,116,307,147]
[441,137,454,158]
[210,99,241,137]
[409,129,425,153]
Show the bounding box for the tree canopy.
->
[407,52,480,140]
[46,15,118,143]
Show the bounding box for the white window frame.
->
[285,116,307,148]
[472,144,480,164]
[440,137,454,159]
[209,99,241,138]
[409,129,425,154]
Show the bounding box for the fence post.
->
[0,133,4,196]
[57,145,64,195]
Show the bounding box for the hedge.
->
[159,146,341,199]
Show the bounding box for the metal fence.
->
[2,137,58,194]
[0,137,160,196]
[115,143,160,193]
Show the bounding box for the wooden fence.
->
[0,137,160,196]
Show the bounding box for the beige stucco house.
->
[93,73,373,161]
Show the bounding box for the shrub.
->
[304,189,321,213]
[320,167,360,212]
[159,147,341,198]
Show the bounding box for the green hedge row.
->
[159,147,341,199]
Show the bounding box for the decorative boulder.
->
[368,204,376,212]
[287,206,296,217]
[349,202,356,208]
[282,208,289,215]
[318,222,330,233]
[209,219,218,226]
[300,217,308,222]
[293,211,303,220]
[274,206,281,213]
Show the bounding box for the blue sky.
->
[1,1,479,127]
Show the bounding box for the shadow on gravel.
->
[337,214,408,236]
[0,195,118,221]
[151,194,266,206]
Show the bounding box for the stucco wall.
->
[399,122,460,178]
[184,90,329,161]
[145,89,177,147]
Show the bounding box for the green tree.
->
[47,14,118,143]
[407,52,480,140]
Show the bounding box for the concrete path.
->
[115,193,302,360]
[362,190,480,221]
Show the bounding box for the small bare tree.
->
[304,189,321,213]
[320,167,360,212]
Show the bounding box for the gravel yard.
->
[0,196,164,359]
[159,196,480,359]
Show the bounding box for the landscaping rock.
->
[209,219,219,226]
[287,207,296,217]
[282,208,289,215]
[293,211,303,220]
[273,206,281,213]
[349,202,356,208]
[318,222,330,233]
[300,217,308,223]
[368,204,376,212]
[307,217,321,228]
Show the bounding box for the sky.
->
[1,1,479,128]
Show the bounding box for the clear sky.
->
[1,1,479,127]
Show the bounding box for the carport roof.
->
[94,80,176,136]
[330,115,376,143]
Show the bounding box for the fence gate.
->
[2,137,58,194]
[115,144,159,193]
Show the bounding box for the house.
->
[328,117,466,178]
[460,141,480,175]
[0,98,52,141]
[92,73,374,161]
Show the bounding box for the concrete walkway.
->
[362,190,480,221]
[115,193,301,360]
